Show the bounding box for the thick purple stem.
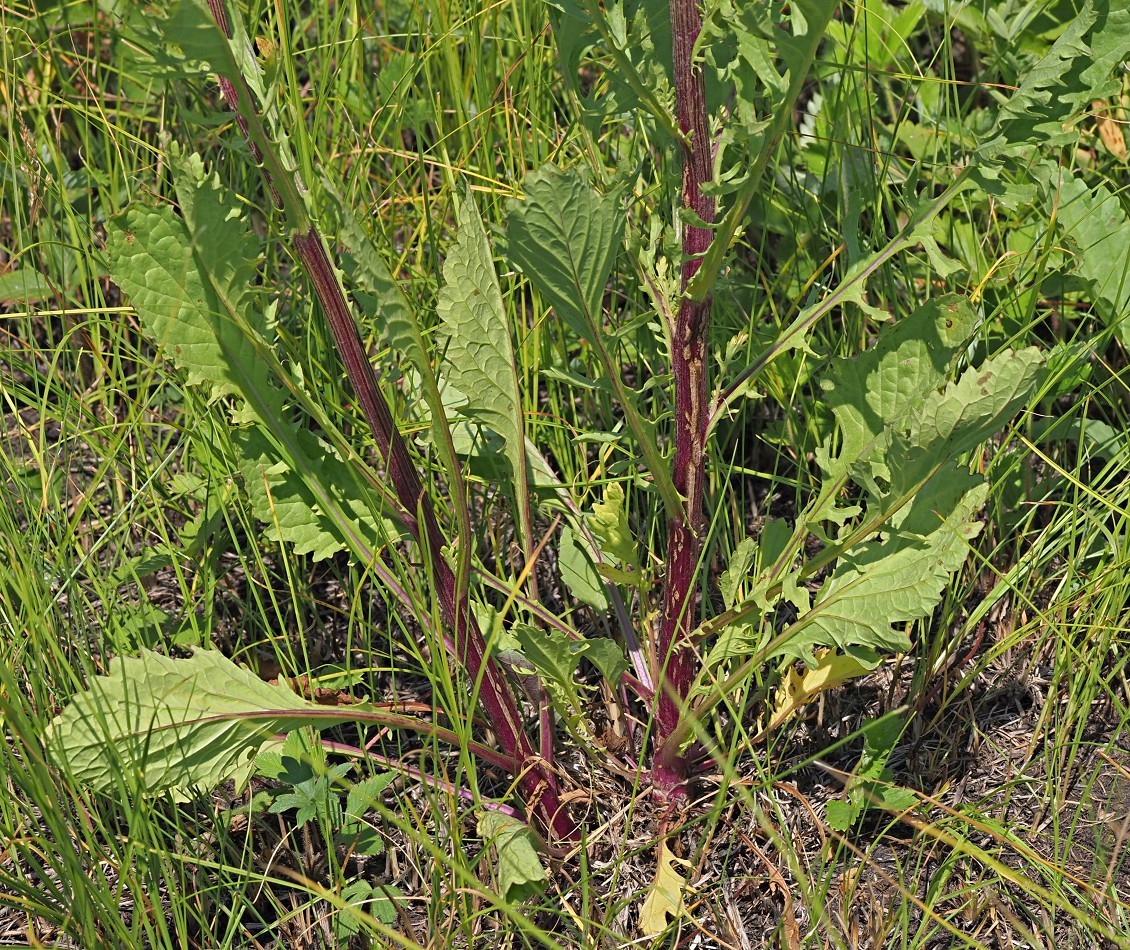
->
[653,0,715,798]
[294,230,573,841]
[203,0,573,842]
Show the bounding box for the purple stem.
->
[203,0,573,842]
[652,0,716,799]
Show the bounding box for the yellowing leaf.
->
[638,840,689,937]
[769,650,872,732]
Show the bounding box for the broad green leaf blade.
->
[817,295,980,479]
[477,811,549,903]
[108,200,272,402]
[506,164,623,344]
[890,346,1045,497]
[110,153,395,566]
[512,624,587,702]
[507,164,681,517]
[235,428,396,562]
[438,190,531,546]
[45,649,346,799]
[1035,165,1130,345]
[782,465,987,662]
[558,525,609,610]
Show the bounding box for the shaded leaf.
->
[783,466,987,662]
[478,811,548,903]
[558,525,609,610]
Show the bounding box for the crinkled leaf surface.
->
[107,171,269,402]
[888,346,1045,498]
[234,427,395,562]
[438,189,529,533]
[506,165,622,344]
[109,152,393,564]
[46,649,350,800]
[818,295,978,480]
[782,464,987,662]
[979,0,1130,164]
[477,810,548,903]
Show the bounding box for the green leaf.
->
[1034,165,1130,346]
[107,175,269,404]
[506,165,622,345]
[783,466,987,662]
[582,637,629,687]
[438,189,524,455]
[826,714,916,830]
[507,164,681,518]
[335,881,402,938]
[0,267,53,305]
[109,151,397,565]
[588,482,640,574]
[269,762,350,827]
[718,518,791,612]
[817,295,980,481]
[978,0,1130,166]
[477,810,548,903]
[512,624,588,712]
[889,346,1045,497]
[45,649,354,799]
[234,428,395,562]
[438,189,532,545]
[558,525,609,610]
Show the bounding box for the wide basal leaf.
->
[107,155,270,403]
[784,465,987,662]
[45,649,348,799]
[889,345,1045,498]
[234,428,395,562]
[438,189,530,539]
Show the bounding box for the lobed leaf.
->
[783,465,987,662]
